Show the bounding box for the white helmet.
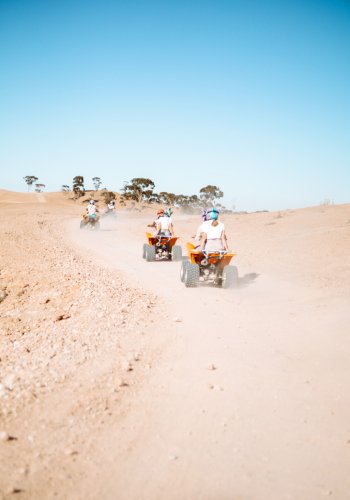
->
[89,200,95,205]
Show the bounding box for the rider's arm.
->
[198,232,207,252]
[154,221,161,234]
[221,230,229,251]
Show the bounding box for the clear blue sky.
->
[1,0,349,211]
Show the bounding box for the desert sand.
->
[0,190,349,499]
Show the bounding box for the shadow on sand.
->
[238,272,259,288]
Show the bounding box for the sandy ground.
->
[1,191,350,499]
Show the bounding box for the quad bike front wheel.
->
[184,263,200,287]
[180,261,190,282]
[221,265,238,289]
[146,245,156,262]
[171,245,182,261]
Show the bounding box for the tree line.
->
[63,176,224,209]
[24,175,225,209]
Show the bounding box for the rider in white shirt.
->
[86,200,98,218]
[198,209,228,252]
[156,209,174,236]
[107,200,115,211]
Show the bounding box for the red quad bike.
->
[143,232,182,262]
[180,242,238,288]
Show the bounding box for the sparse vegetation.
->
[24,175,38,191]
[121,178,156,203]
[199,185,224,206]
[72,176,85,198]
[102,191,116,205]
[92,177,102,190]
[35,183,45,193]
[121,179,226,210]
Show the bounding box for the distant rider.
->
[86,200,98,220]
[106,200,116,214]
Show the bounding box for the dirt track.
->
[1,192,350,499]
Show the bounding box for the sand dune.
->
[0,191,349,499]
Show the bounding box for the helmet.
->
[164,207,172,217]
[204,208,219,221]
[210,208,219,220]
[157,208,164,216]
[89,200,95,205]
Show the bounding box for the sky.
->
[0,0,349,211]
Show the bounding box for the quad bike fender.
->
[186,241,236,266]
[146,232,179,247]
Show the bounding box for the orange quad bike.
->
[143,232,182,262]
[80,213,101,230]
[180,242,238,288]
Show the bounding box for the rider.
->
[155,207,174,236]
[86,199,98,219]
[197,208,228,252]
[106,200,116,213]
[148,208,165,229]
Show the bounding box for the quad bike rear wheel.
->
[146,245,156,262]
[142,243,148,259]
[184,263,199,287]
[180,261,190,282]
[171,245,182,261]
[221,265,238,288]
[80,220,85,229]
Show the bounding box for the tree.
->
[92,177,102,190]
[61,185,70,192]
[102,191,116,205]
[24,175,38,192]
[175,194,191,207]
[72,176,85,198]
[35,183,45,193]
[158,192,177,205]
[188,194,200,208]
[121,178,155,203]
[199,185,224,206]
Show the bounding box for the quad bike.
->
[180,242,238,288]
[102,208,117,220]
[142,232,182,262]
[80,213,101,230]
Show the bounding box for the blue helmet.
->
[211,208,219,220]
[204,208,219,221]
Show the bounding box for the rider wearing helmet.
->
[155,207,174,236]
[148,208,164,229]
[86,199,98,218]
[107,200,115,210]
[194,208,214,241]
[197,208,228,252]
